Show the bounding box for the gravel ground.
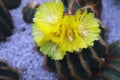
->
[102,0,120,43]
[0,0,120,80]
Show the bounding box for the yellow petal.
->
[40,41,66,60]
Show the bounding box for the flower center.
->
[83,31,88,36]
[78,25,87,36]
[66,29,74,42]
[46,15,57,24]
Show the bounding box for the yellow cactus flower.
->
[32,0,101,60]
[75,10,101,46]
[33,0,64,34]
[58,10,101,52]
[32,25,65,60]
[58,15,87,52]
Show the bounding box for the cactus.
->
[44,0,120,80]
[1,0,21,9]
[33,0,120,79]
[43,23,120,80]
[62,0,102,19]
[43,20,109,79]
[0,1,14,41]
[22,1,39,23]
[0,60,19,80]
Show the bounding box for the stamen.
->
[68,36,73,42]
[67,29,74,42]
[46,16,57,24]
[83,31,87,36]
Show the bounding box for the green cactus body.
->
[62,0,102,19]
[0,1,14,41]
[22,2,39,23]
[0,60,19,80]
[1,0,21,9]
